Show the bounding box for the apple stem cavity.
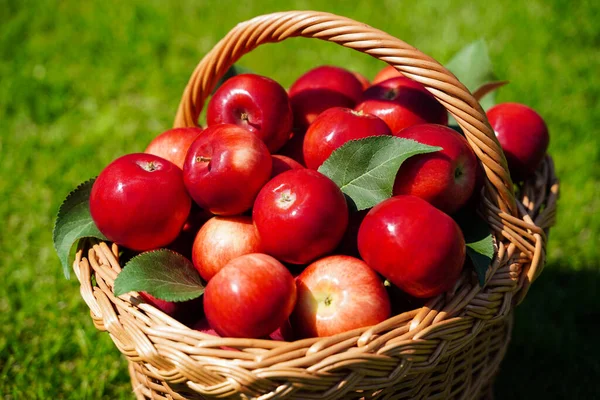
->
[275,189,297,210]
[454,167,464,179]
[384,88,399,100]
[137,160,160,172]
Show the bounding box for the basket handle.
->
[173,11,517,216]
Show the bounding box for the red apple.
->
[192,216,262,282]
[289,65,364,130]
[271,154,304,178]
[206,74,293,153]
[144,127,203,169]
[392,124,478,214]
[353,71,371,90]
[358,195,465,298]
[203,253,297,338]
[253,169,349,264]
[355,76,448,134]
[373,65,402,84]
[183,124,272,215]
[486,102,549,181]
[303,107,391,169]
[90,153,191,251]
[290,255,391,338]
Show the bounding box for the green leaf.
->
[454,208,495,286]
[53,178,107,279]
[318,136,442,211]
[213,64,254,93]
[445,39,497,94]
[114,249,205,302]
[445,39,504,115]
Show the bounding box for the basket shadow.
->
[494,263,600,399]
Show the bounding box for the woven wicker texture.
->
[73,11,559,400]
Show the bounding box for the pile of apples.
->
[90,65,549,340]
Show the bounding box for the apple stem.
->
[196,156,212,163]
[240,112,249,122]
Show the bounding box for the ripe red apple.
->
[373,65,402,84]
[144,127,203,169]
[289,65,364,130]
[90,153,191,251]
[203,253,297,338]
[192,216,262,282]
[290,255,391,338]
[355,76,448,134]
[271,154,304,178]
[358,195,465,298]
[303,107,392,169]
[253,169,349,264]
[486,102,549,181]
[206,74,293,152]
[352,71,371,90]
[183,124,272,215]
[392,124,478,214]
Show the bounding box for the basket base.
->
[127,313,512,400]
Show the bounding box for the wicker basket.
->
[73,11,559,400]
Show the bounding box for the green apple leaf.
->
[53,178,107,279]
[114,249,205,302]
[445,39,497,94]
[444,39,505,122]
[454,208,495,286]
[318,136,441,211]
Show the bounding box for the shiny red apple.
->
[289,65,364,130]
[486,102,549,181]
[90,153,191,251]
[393,124,478,214]
[203,253,297,338]
[358,195,465,298]
[253,169,349,264]
[206,74,293,152]
[192,216,262,281]
[355,76,448,134]
[303,107,391,169]
[290,255,391,338]
[144,127,203,169]
[271,154,304,178]
[183,124,272,215]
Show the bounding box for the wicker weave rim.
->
[73,11,559,399]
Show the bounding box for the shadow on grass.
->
[494,263,600,399]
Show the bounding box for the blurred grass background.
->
[1,0,598,398]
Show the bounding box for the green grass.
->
[1,0,598,398]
